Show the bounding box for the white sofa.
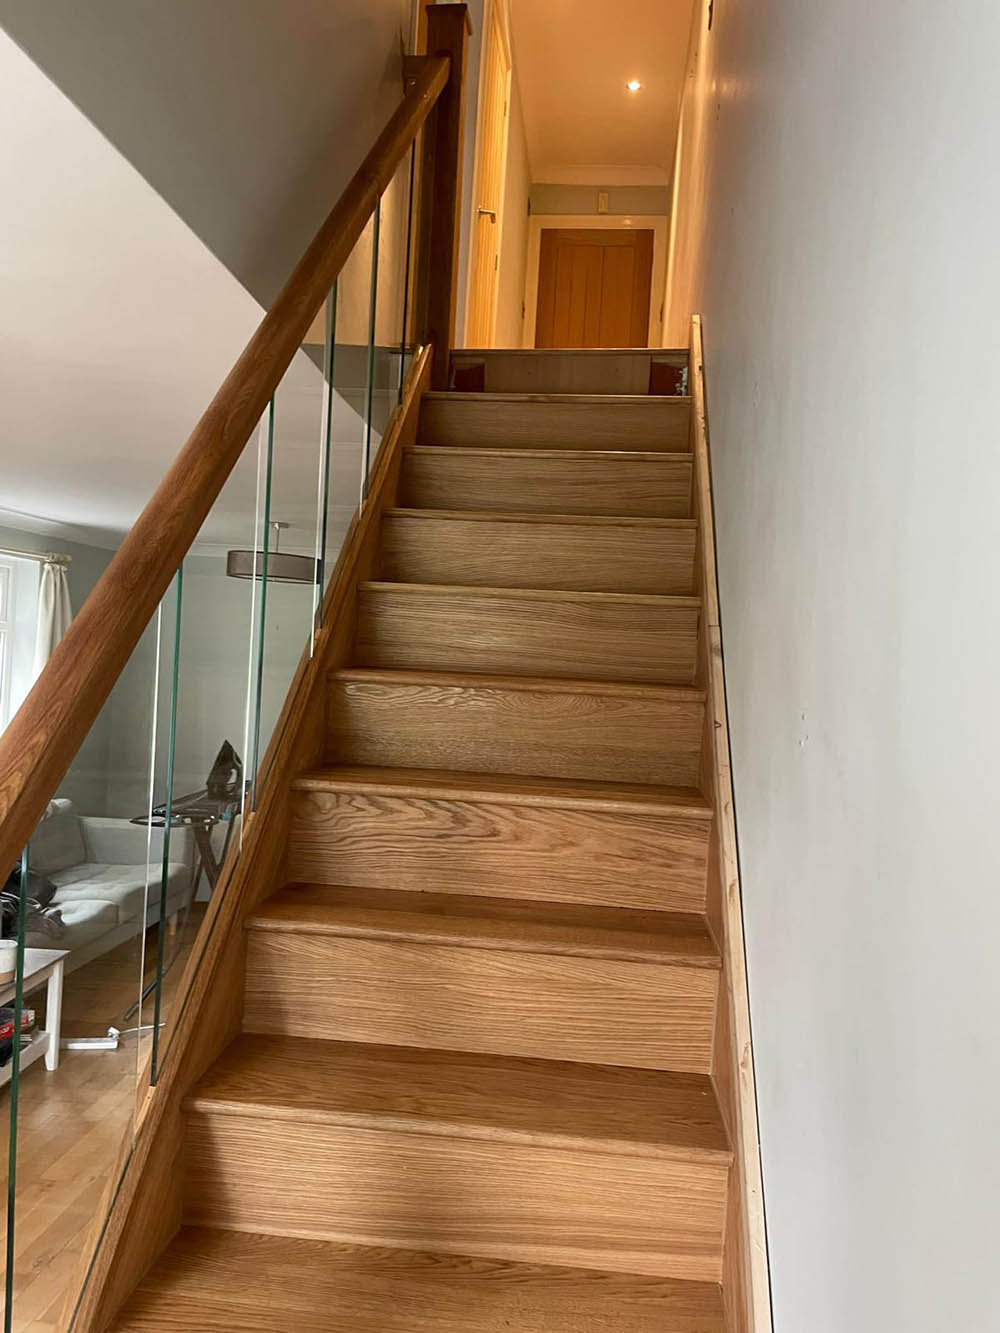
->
[24,799,195,973]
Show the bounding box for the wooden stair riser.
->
[326,675,705,786]
[418,394,691,452]
[184,1113,727,1282]
[242,931,718,1072]
[450,348,689,396]
[287,787,711,912]
[356,585,699,684]
[401,448,693,518]
[379,512,697,595]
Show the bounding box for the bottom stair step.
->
[111,1229,726,1331]
[182,1036,731,1281]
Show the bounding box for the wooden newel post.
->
[416,2,470,391]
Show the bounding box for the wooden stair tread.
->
[423,391,694,405]
[330,665,706,702]
[112,1229,726,1332]
[189,1033,730,1162]
[291,764,713,818]
[386,506,699,529]
[247,884,721,969]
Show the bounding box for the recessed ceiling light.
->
[626,79,642,93]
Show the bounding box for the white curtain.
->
[33,561,72,676]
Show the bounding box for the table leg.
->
[193,822,222,892]
[45,960,64,1071]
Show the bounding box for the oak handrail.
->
[0,53,450,872]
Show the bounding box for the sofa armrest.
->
[80,816,195,868]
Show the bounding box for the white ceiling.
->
[509,0,696,181]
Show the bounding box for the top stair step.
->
[451,347,689,396]
[418,392,691,451]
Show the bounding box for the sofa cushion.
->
[24,899,118,951]
[29,800,86,875]
[50,861,192,925]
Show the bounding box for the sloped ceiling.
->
[0,1,408,548]
[510,0,696,181]
[0,0,410,307]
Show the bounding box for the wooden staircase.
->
[103,343,760,1331]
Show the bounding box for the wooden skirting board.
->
[689,315,773,1332]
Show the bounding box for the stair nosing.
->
[290,765,713,819]
[384,507,699,529]
[422,391,693,406]
[360,581,701,610]
[454,345,689,357]
[405,445,693,461]
[184,1093,730,1167]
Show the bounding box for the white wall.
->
[495,64,530,348]
[667,3,1000,1330]
[0,524,114,813]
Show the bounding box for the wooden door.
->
[465,3,511,347]
[535,229,654,348]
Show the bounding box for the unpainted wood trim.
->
[0,55,450,878]
[63,348,433,1333]
[417,4,470,389]
[690,315,772,1333]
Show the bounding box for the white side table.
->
[0,947,67,1087]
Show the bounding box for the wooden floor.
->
[0,911,203,1332]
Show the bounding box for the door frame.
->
[522,214,669,349]
[462,0,512,348]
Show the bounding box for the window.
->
[0,561,12,727]
[0,556,41,733]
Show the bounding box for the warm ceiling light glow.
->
[626,79,642,92]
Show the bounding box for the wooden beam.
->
[417,4,470,390]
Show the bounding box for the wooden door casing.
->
[465,3,510,347]
[535,229,654,349]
